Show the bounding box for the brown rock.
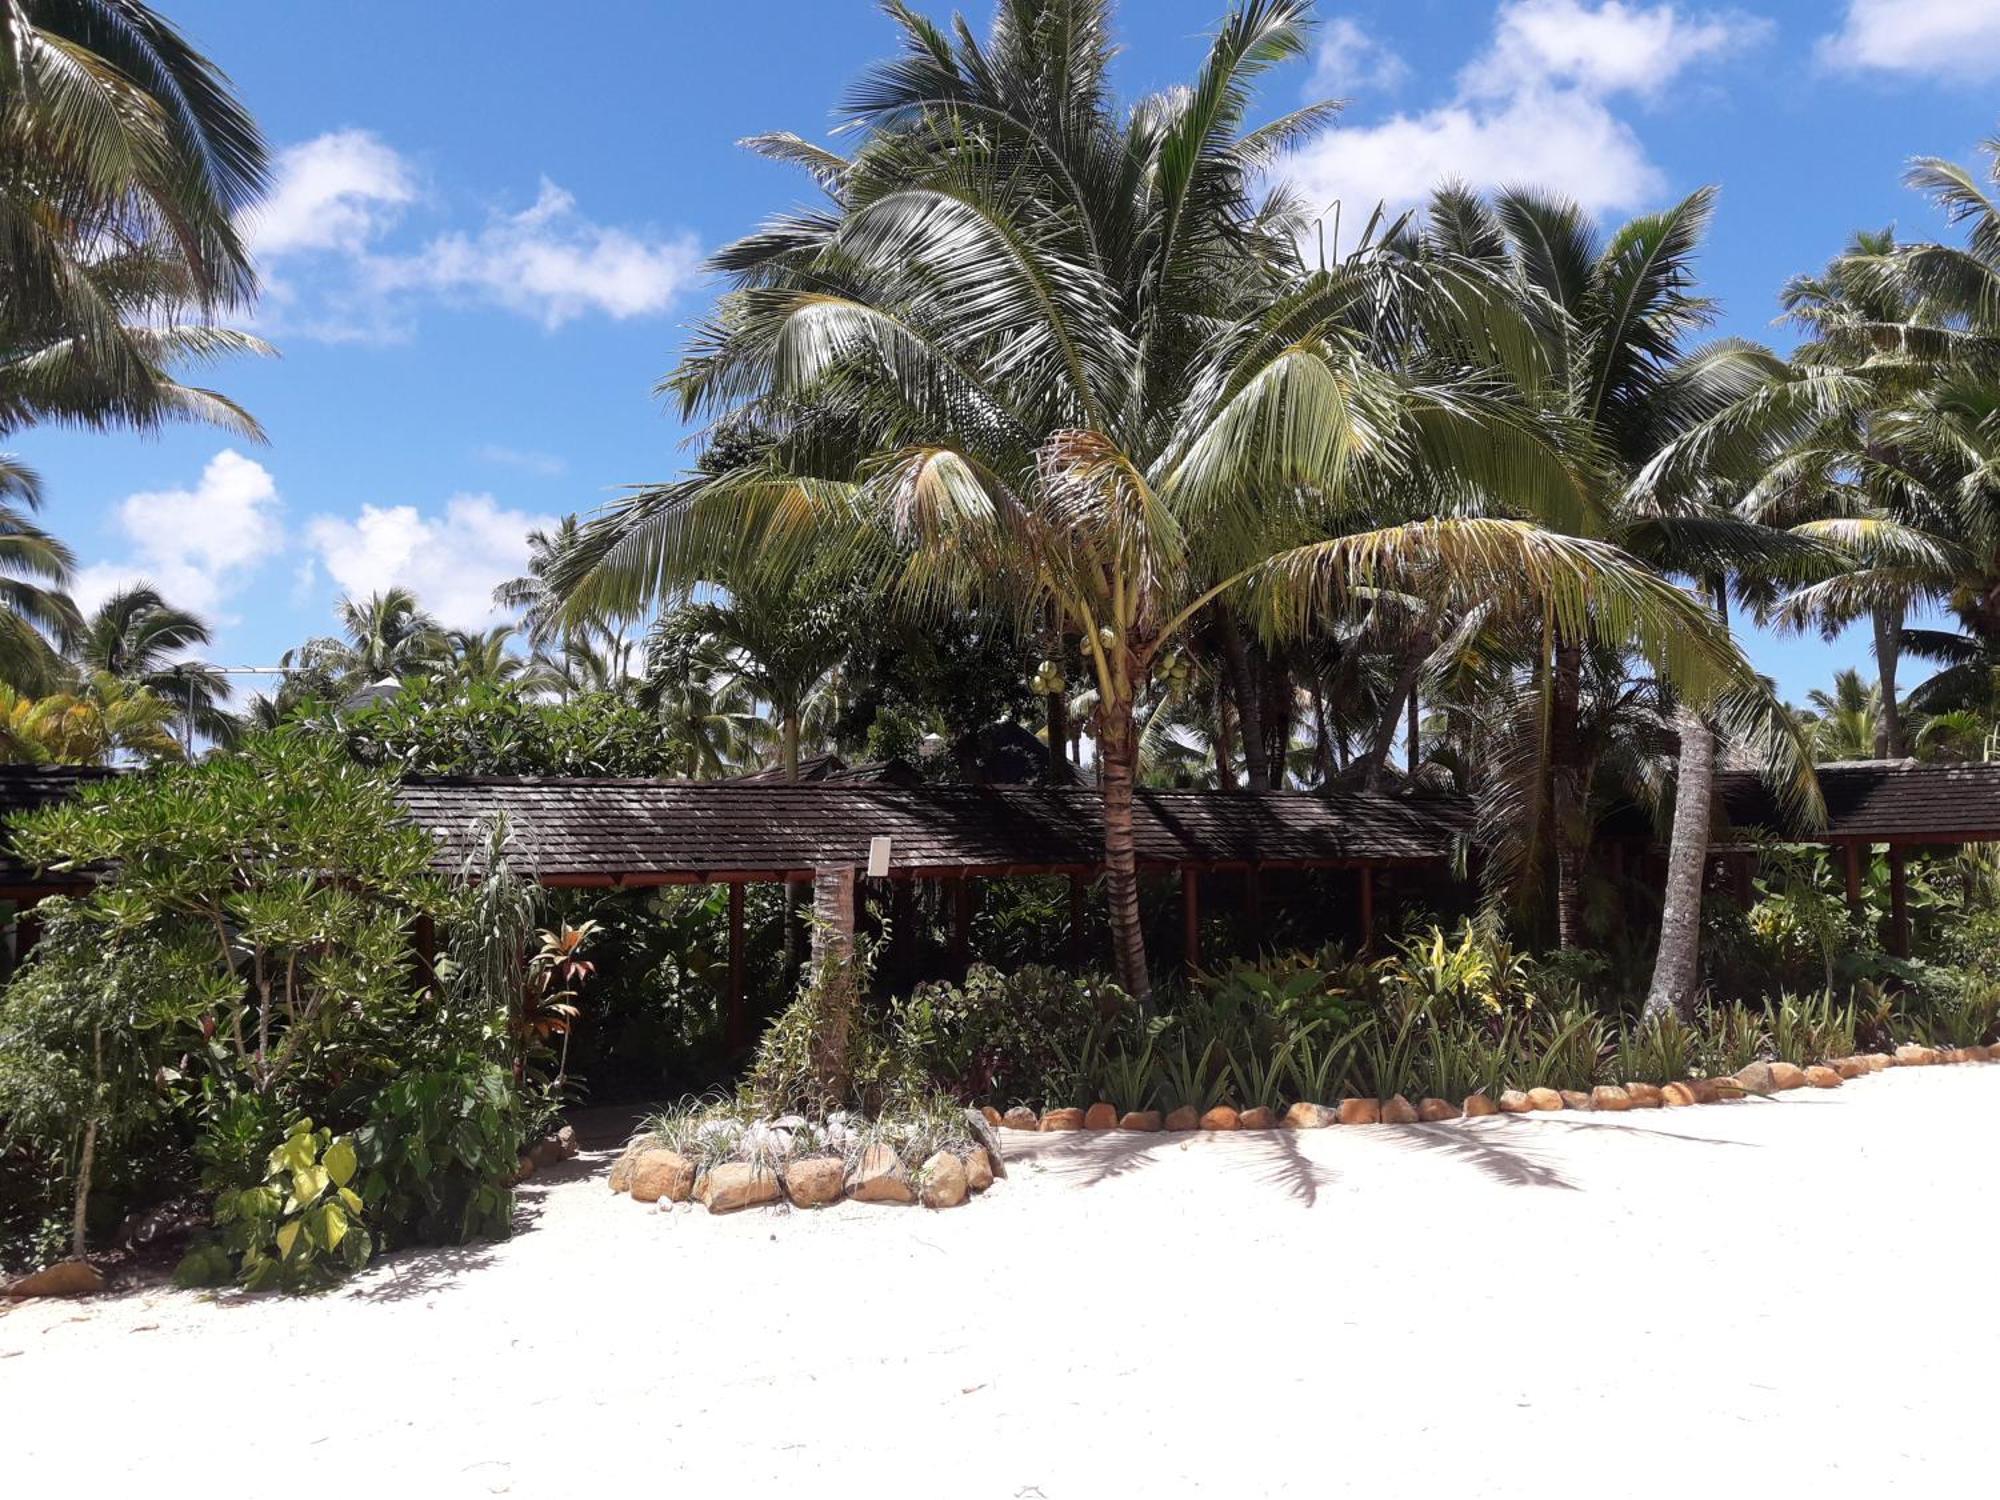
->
[1237,1105,1278,1130]
[528,1134,568,1170]
[1769,1062,1808,1091]
[981,1105,1005,1127]
[1735,1061,1778,1096]
[1591,1085,1632,1112]
[847,1143,916,1204]
[965,1148,994,1192]
[4,1260,103,1298]
[1894,1043,1934,1067]
[1866,1052,1894,1071]
[1624,1082,1664,1108]
[608,1142,642,1193]
[1462,1093,1499,1117]
[1661,1082,1697,1107]
[1804,1065,1842,1089]
[1380,1094,1419,1125]
[629,1148,696,1205]
[1118,1110,1163,1132]
[1083,1102,1119,1130]
[1417,1097,1461,1122]
[1498,1090,1533,1114]
[782,1156,845,1209]
[1337,1097,1381,1125]
[1163,1106,1201,1132]
[1526,1087,1564,1111]
[1199,1105,1241,1131]
[514,1153,536,1182]
[1559,1090,1593,1111]
[918,1150,968,1209]
[1040,1107,1085,1132]
[1969,1045,1993,1063]
[1832,1057,1866,1080]
[1283,1101,1336,1129]
[1002,1106,1039,1131]
[695,1163,781,1214]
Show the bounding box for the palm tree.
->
[443,625,528,688]
[553,0,1791,1001]
[644,572,847,780]
[1800,668,1884,762]
[0,0,270,465]
[71,584,231,744]
[0,483,77,693]
[289,589,447,689]
[1427,183,1819,948]
[0,673,180,764]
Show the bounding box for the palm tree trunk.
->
[71,1024,102,1261]
[1642,707,1714,1024]
[1362,644,1426,790]
[1212,689,1238,790]
[782,711,801,780]
[1406,687,1420,774]
[1873,606,1904,758]
[1097,700,1151,1004]
[1213,607,1269,791]
[1551,635,1586,947]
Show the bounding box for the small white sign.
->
[867,835,893,878]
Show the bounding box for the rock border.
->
[607,1138,999,1215]
[972,1043,1996,1134]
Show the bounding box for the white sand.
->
[4,1066,1997,1497]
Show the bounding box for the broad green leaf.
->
[338,1187,364,1215]
[323,1138,358,1188]
[292,1165,330,1204]
[275,1220,303,1259]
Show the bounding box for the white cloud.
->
[1818,0,2000,79]
[379,180,702,328]
[1468,0,1761,99]
[1307,17,1409,96]
[1280,2,1769,218]
[246,132,703,339]
[304,492,556,631]
[244,129,417,257]
[72,450,285,620]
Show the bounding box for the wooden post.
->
[1244,866,1263,952]
[413,913,437,997]
[1842,841,1865,919]
[1067,873,1086,967]
[727,881,746,1049]
[1359,865,1375,952]
[890,878,915,980]
[950,876,972,977]
[1182,866,1201,975]
[1887,846,1910,959]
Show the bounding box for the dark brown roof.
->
[395,777,1473,882]
[1718,759,2000,843]
[0,765,121,889]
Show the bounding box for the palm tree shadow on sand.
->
[1014,1118,1589,1205]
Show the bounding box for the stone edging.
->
[985,1043,1996,1133]
[606,1140,998,1214]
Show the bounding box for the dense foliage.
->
[0,735,529,1282]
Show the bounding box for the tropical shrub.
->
[357,1064,519,1248]
[338,681,692,777]
[893,963,1132,1106]
[175,1118,371,1293]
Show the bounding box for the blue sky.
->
[20,0,2000,703]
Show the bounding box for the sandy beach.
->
[5,1064,1996,1497]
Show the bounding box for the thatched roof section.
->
[1717,759,2000,844]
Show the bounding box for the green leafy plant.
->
[1155,1039,1229,1113]
[1611,1012,1697,1084]
[177,1118,371,1293]
[1377,920,1535,1018]
[356,1064,518,1248]
[1518,1006,1605,1091]
[1097,1037,1161,1114]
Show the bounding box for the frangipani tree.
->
[554,0,1802,999]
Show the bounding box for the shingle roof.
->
[1718,759,2000,843]
[394,776,1473,882]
